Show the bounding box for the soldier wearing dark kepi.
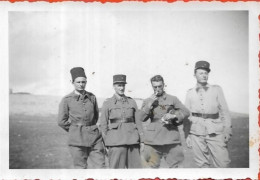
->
[58,67,105,169]
[184,61,232,168]
[99,74,144,169]
[140,75,190,168]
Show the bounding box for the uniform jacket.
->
[99,94,144,146]
[58,91,102,147]
[184,84,232,136]
[141,92,190,145]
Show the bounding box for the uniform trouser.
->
[108,144,142,169]
[69,141,105,169]
[141,143,184,168]
[190,133,231,168]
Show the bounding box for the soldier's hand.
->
[161,113,177,124]
[164,113,176,121]
[223,128,232,143]
[223,133,231,143]
[151,93,158,99]
[186,135,192,148]
[147,95,158,109]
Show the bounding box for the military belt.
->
[71,121,96,126]
[110,118,134,123]
[192,112,219,119]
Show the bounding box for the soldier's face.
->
[113,83,125,96]
[73,77,87,92]
[151,81,164,96]
[194,69,209,84]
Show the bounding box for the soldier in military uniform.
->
[58,67,105,169]
[140,75,190,168]
[99,74,144,169]
[184,61,232,168]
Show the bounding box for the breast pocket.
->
[154,104,174,117]
[125,107,135,118]
[109,108,121,120]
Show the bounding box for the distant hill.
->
[9,94,249,118]
[230,112,249,119]
[12,92,31,95]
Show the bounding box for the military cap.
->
[113,74,127,84]
[195,61,211,72]
[70,67,86,82]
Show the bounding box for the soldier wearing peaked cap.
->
[184,61,232,168]
[58,67,105,169]
[139,75,190,168]
[99,74,144,169]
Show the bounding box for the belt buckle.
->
[202,113,207,119]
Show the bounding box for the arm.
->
[217,86,232,136]
[57,98,71,132]
[172,96,190,123]
[133,101,144,143]
[183,91,192,139]
[93,96,99,124]
[140,98,155,122]
[184,90,191,111]
[162,96,190,125]
[99,101,109,139]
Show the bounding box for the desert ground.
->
[9,94,249,169]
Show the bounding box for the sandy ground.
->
[9,94,249,169]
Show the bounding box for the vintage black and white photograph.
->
[1,2,259,179]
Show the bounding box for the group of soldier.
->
[58,60,232,169]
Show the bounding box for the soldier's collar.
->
[195,83,210,92]
[155,91,167,100]
[113,94,128,104]
[74,90,86,95]
[73,90,91,101]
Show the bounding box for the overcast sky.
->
[9,10,248,113]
